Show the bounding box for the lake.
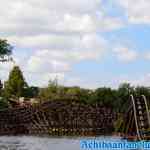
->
[0,136,144,150]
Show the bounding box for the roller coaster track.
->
[130,95,150,140]
[0,101,117,136]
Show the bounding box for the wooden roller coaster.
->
[0,95,150,139]
[122,95,150,140]
[0,101,117,136]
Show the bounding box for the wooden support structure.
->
[0,101,117,136]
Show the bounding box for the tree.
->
[0,97,8,109]
[39,79,59,101]
[135,86,150,97]
[4,66,28,98]
[91,87,117,107]
[135,86,150,107]
[116,83,134,112]
[0,39,12,109]
[0,39,12,62]
[66,87,92,103]
[0,80,3,96]
[24,86,39,98]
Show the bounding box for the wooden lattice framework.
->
[0,101,117,136]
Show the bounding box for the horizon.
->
[0,0,150,89]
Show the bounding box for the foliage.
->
[1,62,150,113]
[4,66,28,98]
[90,87,117,106]
[0,39,12,61]
[24,86,39,98]
[0,80,3,95]
[38,81,150,113]
[0,39,13,109]
[0,97,8,109]
[115,83,134,112]
[65,87,92,103]
[114,114,124,132]
[39,82,92,103]
[135,86,150,97]
[39,79,59,101]
[135,86,150,106]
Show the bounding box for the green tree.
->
[24,86,39,98]
[39,79,59,101]
[0,39,13,109]
[91,87,117,107]
[0,97,8,109]
[4,66,28,98]
[135,86,150,96]
[66,87,91,103]
[135,86,150,107]
[116,83,134,112]
[0,39,12,62]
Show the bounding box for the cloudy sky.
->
[0,0,150,89]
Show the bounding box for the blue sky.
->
[1,0,150,89]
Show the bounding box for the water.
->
[0,136,144,150]
[0,136,83,150]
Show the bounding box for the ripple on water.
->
[0,136,132,150]
[0,136,82,150]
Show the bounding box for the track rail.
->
[141,95,150,127]
[130,95,150,140]
[130,95,141,140]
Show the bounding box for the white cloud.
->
[116,73,150,87]
[0,0,125,87]
[0,0,123,37]
[26,33,106,73]
[26,72,65,87]
[117,0,150,24]
[18,32,107,86]
[144,51,150,60]
[98,16,124,31]
[113,47,138,62]
[132,73,150,87]
[8,33,106,50]
[27,52,71,73]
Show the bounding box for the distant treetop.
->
[0,39,13,62]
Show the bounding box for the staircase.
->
[131,95,150,140]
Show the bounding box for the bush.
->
[0,97,8,109]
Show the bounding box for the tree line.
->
[0,39,150,113]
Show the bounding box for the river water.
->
[0,136,143,150]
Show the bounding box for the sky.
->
[0,0,150,89]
